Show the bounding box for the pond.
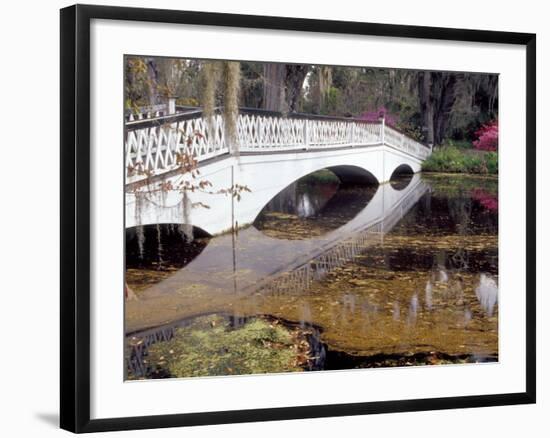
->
[125,172,498,379]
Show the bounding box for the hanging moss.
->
[134,191,146,259]
[201,61,222,124]
[155,223,163,267]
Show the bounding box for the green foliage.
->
[299,169,340,185]
[484,152,498,174]
[422,146,498,175]
[146,315,303,377]
[442,139,474,149]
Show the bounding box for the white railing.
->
[125,109,431,182]
[125,104,168,122]
[383,124,432,160]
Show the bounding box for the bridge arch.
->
[126,223,211,238]
[248,165,378,229]
[126,223,211,273]
[390,163,414,179]
[389,164,415,191]
[327,165,379,186]
[253,168,379,239]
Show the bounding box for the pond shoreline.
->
[422,171,498,179]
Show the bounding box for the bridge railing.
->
[125,104,169,122]
[125,107,431,182]
[383,124,432,160]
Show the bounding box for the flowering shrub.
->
[359,106,398,127]
[473,120,498,151]
[472,189,498,212]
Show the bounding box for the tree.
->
[433,72,460,146]
[263,63,286,111]
[418,71,435,145]
[418,72,460,146]
[285,65,310,112]
[262,63,310,113]
[240,62,264,108]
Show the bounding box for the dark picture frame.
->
[60,4,536,433]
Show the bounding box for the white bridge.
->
[125,108,432,235]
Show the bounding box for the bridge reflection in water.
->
[125,174,428,334]
[126,172,501,378]
[253,177,427,297]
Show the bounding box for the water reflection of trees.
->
[475,274,498,317]
[254,178,377,239]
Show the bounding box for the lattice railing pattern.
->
[384,125,431,160]
[237,114,307,151]
[126,326,176,378]
[125,114,227,180]
[257,223,383,297]
[125,112,431,181]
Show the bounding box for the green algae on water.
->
[136,315,310,378]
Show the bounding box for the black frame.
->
[60,4,536,433]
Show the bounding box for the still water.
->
[125,172,498,378]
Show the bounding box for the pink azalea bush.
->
[359,106,398,127]
[473,120,498,151]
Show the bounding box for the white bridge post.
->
[304,119,310,150]
[379,114,385,144]
[167,95,178,130]
[167,95,177,115]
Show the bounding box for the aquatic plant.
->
[144,315,308,378]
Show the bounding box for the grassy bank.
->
[422,146,498,175]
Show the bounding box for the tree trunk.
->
[146,59,158,105]
[433,73,459,145]
[263,63,286,112]
[418,72,434,145]
[285,65,310,113]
